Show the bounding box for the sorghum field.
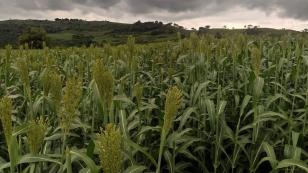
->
[0,34,308,173]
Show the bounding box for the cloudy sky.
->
[1,0,308,30]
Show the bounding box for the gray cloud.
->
[241,0,308,20]
[2,0,308,21]
[46,0,73,10]
[125,0,206,13]
[276,0,308,20]
[12,0,120,11]
[126,0,239,13]
[74,0,121,8]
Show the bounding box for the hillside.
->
[0,19,185,47]
[0,19,303,47]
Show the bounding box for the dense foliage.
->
[18,27,49,49]
[0,34,308,173]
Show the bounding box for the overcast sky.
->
[1,0,308,30]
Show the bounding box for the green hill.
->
[0,19,184,47]
[0,19,304,47]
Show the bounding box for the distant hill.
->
[0,19,304,47]
[0,19,187,47]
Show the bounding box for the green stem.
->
[156,132,166,173]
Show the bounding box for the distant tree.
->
[166,23,172,27]
[174,23,180,28]
[246,25,260,35]
[71,33,95,47]
[19,27,49,49]
[199,25,211,32]
[134,20,142,25]
[247,24,254,29]
[303,29,308,32]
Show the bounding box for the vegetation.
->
[0,19,183,47]
[0,19,307,48]
[18,27,49,49]
[0,34,308,173]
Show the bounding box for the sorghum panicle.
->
[133,83,144,107]
[59,77,82,133]
[0,96,13,144]
[92,60,114,110]
[49,70,62,109]
[163,86,183,134]
[97,123,122,173]
[16,57,30,87]
[251,47,261,76]
[27,117,48,154]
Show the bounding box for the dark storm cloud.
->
[4,0,308,21]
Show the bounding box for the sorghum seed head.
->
[27,117,48,154]
[0,96,13,144]
[97,123,122,173]
[59,77,82,133]
[163,86,183,134]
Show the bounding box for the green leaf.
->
[69,150,100,173]
[124,138,157,167]
[276,159,308,172]
[119,110,129,138]
[240,95,251,117]
[292,131,299,147]
[86,140,95,158]
[123,165,147,173]
[253,76,264,98]
[163,150,173,173]
[8,136,19,173]
[0,154,62,171]
[113,95,134,105]
[178,107,198,130]
[217,101,227,116]
[262,142,277,168]
[205,99,215,130]
[12,123,31,136]
[18,154,62,165]
[266,94,291,108]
